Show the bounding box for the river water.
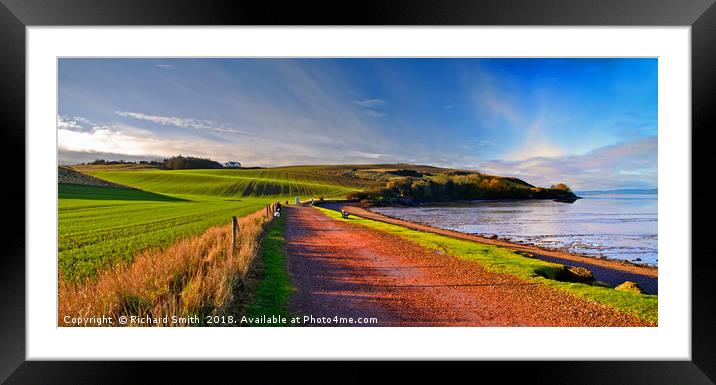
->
[371,194,658,266]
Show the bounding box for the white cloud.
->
[353,99,385,108]
[115,111,212,129]
[349,151,392,160]
[58,123,261,165]
[155,64,175,70]
[479,136,657,190]
[59,126,183,158]
[352,98,387,117]
[58,116,84,130]
[57,115,401,167]
[58,115,112,132]
[115,111,243,134]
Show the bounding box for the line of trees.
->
[347,173,576,203]
[86,159,163,166]
[85,156,224,170]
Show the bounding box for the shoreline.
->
[320,201,658,294]
[372,201,656,268]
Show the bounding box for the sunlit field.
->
[59,166,368,282]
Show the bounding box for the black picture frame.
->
[1,0,715,383]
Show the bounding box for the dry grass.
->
[58,209,272,326]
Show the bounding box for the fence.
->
[232,202,279,256]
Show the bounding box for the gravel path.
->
[285,206,648,327]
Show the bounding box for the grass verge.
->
[247,214,293,326]
[316,206,657,325]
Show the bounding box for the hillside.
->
[58,166,134,189]
[269,164,571,203]
[271,164,456,181]
[82,167,369,200]
[71,163,160,172]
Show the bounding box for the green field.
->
[86,168,368,200]
[59,166,369,282]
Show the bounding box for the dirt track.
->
[284,206,648,327]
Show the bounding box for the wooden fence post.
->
[231,216,238,253]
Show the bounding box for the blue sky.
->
[58,58,657,190]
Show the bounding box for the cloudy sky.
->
[58,58,657,190]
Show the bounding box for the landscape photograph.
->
[57,57,658,327]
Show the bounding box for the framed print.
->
[2,0,716,383]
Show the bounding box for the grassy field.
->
[59,185,271,282]
[59,166,369,282]
[59,210,272,325]
[85,168,368,200]
[316,207,658,324]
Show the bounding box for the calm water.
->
[372,194,658,266]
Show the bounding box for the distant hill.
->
[275,164,535,186]
[294,164,575,203]
[578,188,657,195]
[77,166,368,200]
[72,163,160,172]
[58,166,134,189]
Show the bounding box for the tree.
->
[551,183,572,192]
[162,155,223,170]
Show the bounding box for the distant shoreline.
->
[578,189,657,195]
[366,196,583,207]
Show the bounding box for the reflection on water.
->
[372,194,658,266]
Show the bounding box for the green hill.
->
[85,168,368,200]
[258,164,570,203]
